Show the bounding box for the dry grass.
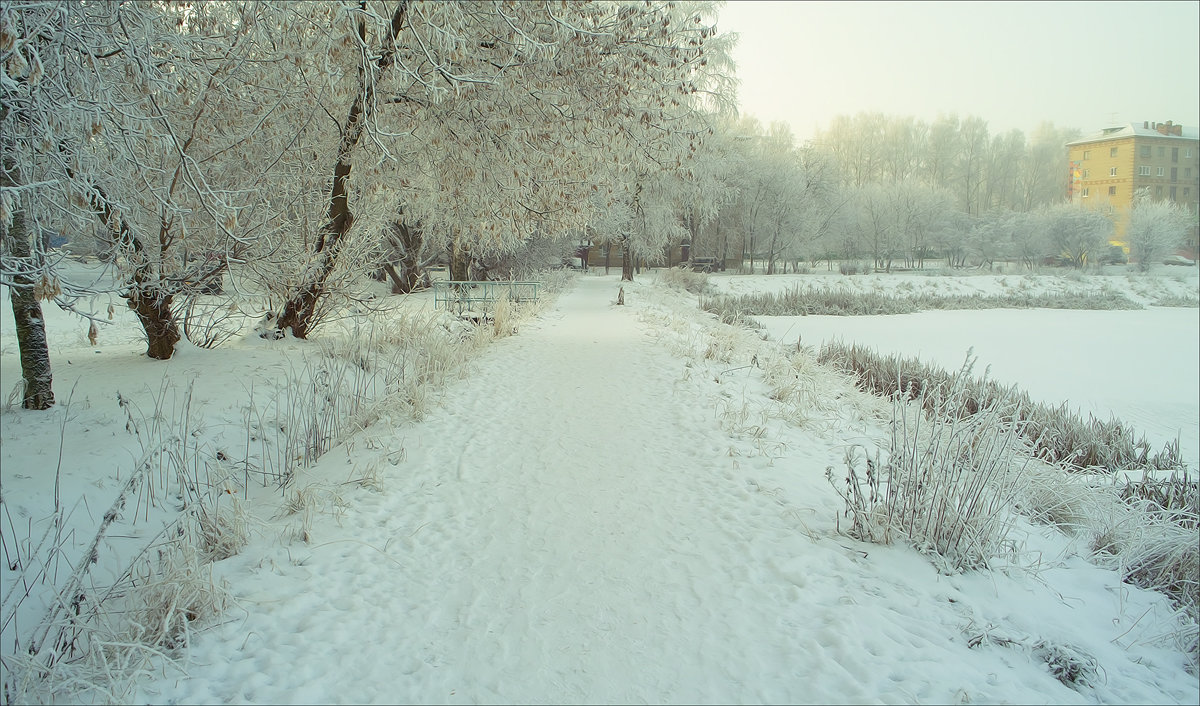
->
[827,377,1029,572]
[658,267,712,295]
[816,341,1185,474]
[701,286,1142,319]
[814,342,1197,666]
[966,627,1100,691]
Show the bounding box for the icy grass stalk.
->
[828,377,1028,572]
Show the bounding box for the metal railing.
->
[432,280,541,313]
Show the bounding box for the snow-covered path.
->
[135,276,1198,705]
[363,275,817,702]
[154,277,832,703]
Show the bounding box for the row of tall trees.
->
[683,111,1191,275]
[2,0,735,408]
[814,112,1080,215]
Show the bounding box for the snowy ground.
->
[2,267,1199,703]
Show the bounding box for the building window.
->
[1110,147,1119,157]
[1139,165,1151,176]
[1156,186,1164,197]
[1083,150,1091,160]
[1140,145,1151,157]
[1187,168,1193,178]
[1171,167,1178,182]
[1082,169,1090,178]
[1109,167,1118,177]
[1082,188,1089,197]
[1186,188,1192,199]
[1159,147,1166,158]
[1170,186,1177,200]
[1187,149,1193,159]
[1108,186,1117,196]
[1157,167,1165,177]
[1172,148,1179,162]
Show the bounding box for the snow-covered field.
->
[2,266,1198,703]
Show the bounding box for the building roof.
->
[1067,123,1199,146]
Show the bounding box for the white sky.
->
[715,0,1200,142]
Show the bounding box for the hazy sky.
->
[716,1,1200,142]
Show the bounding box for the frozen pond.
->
[757,307,1200,469]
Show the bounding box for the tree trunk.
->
[621,240,634,281]
[3,211,54,410]
[273,3,409,338]
[394,221,422,293]
[128,286,180,360]
[381,264,412,294]
[450,239,471,282]
[62,155,181,357]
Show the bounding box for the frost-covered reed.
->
[701,285,1143,319]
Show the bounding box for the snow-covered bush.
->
[1128,197,1191,272]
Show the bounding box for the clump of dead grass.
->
[658,267,712,295]
[827,374,1029,572]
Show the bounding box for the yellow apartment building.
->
[1067,121,1200,257]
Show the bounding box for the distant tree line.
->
[683,112,1193,274]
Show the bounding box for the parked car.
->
[1163,255,1196,266]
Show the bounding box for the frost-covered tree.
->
[252,0,732,324]
[894,183,954,268]
[677,116,741,267]
[982,129,1025,212]
[778,145,845,271]
[1017,122,1080,211]
[955,116,989,216]
[1127,195,1190,271]
[375,206,441,294]
[812,113,1077,217]
[4,0,736,352]
[747,123,808,275]
[1041,202,1112,268]
[725,119,810,273]
[2,1,303,359]
[850,184,902,272]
